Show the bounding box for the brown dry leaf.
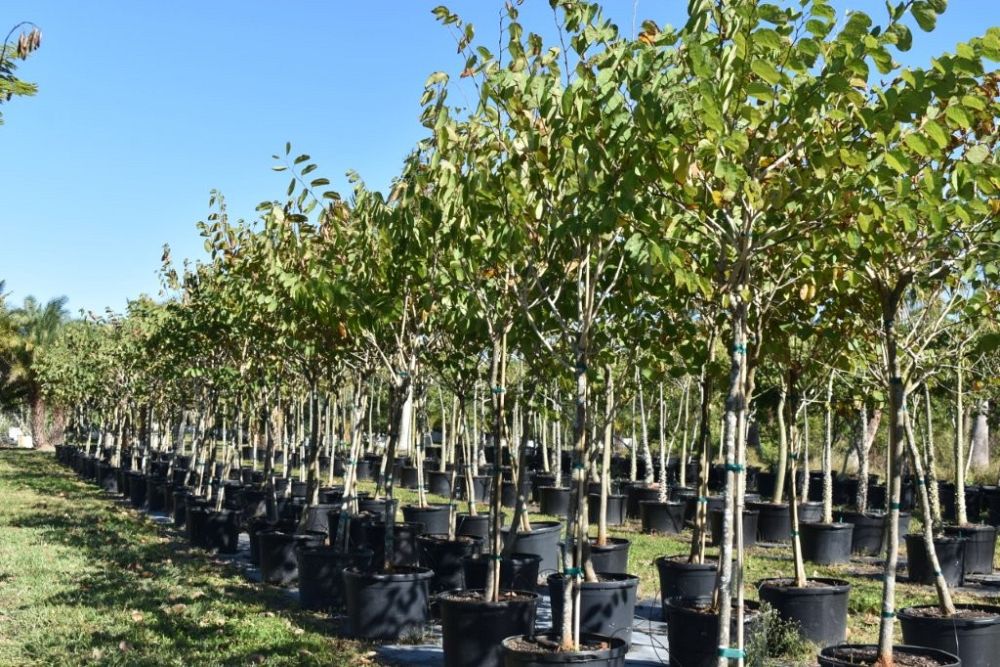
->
[91,648,104,660]
[130,610,144,622]
[118,641,132,652]
[292,627,304,636]
[168,603,187,615]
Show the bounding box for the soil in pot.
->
[402,504,451,536]
[655,555,717,613]
[900,604,1000,667]
[548,573,640,648]
[906,534,966,587]
[500,633,627,667]
[800,522,854,565]
[417,535,483,593]
[588,537,630,574]
[343,565,434,640]
[501,520,563,577]
[639,500,684,535]
[817,644,961,667]
[664,598,761,667]
[297,545,373,611]
[439,589,539,667]
[587,493,626,527]
[461,552,542,591]
[758,577,851,648]
[944,524,997,575]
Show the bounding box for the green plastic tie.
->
[718,647,745,659]
[725,463,745,472]
[573,463,586,470]
[890,502,901,510]
[791,530,799,537]
[563,567,583,577]
[732,344,747,355]
[697,496,710,503]
[487,554,503,561]
[492,386,505,394]
[916,478,925,485]
[881,610,896,619]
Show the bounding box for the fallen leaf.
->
[130,610,144,622]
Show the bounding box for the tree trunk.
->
[598,364,614,546]
[29,392,50,451]
[823,373,834,524]
[971,400,990,470]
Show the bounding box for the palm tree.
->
[2,294,68,449]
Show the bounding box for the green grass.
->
[0,450,376,667]
[5,451,996,666]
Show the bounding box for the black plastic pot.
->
[202,508,241,553]
[800,522,854,565]
[361,519,423,567]
[655,556,717,615]
[798,500,823,524]
[185,504,210,548]
[684,494,726,523]
[664,599,760,667]
[755,471,777,498]
[500,633,627,667]
[944,524,997,575]
[418,535,483,593]
[501,521,563,577]
[587,494,626,527]
[709,508,759,548]
[358,497,388,516]
[817,644,960,666]
[97,462,119,493]
[758,577,851,647]
[456,513,490,540]
[427,470,452,497]
[457,475,491,502]
[249,518,295,564]
[501,479,532,509]
[296,545,373,611]
[548,573,639,647]
[402,504,451,536]
[625,483,661,519]
[839,510,900,555]
[539,486,571,518]
[588,538,630,574]
[439,590,539,667]
[907,534,966,587]
[343,566,434,640]
[258,530,325,585]
[127,471,147,508]
[297,503,337,536]
[749,501,791,543]
[461,552,542,591]
[983,486,1000,526]
[531,473,557,502]
[238,488,268,522]
[639,500,684,534]
[900,604,1000,667]
[145,477,169,512]
[400,465,421,489]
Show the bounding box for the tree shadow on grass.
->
[1,452,366,666]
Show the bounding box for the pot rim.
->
[436,588,541,608]
[898,603,1000,626]
[757,577,851,594]
[500,632,627,661]
[546,571,639,588]
[818,643,960,666]
[343,565,434,582]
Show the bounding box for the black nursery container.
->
[639,500,685,535]
[906,533,966,587]
[548,573,639,648]
[900,604,1000,667]
[343,566,434,640]
[439,590,539,667]
[758,577,851,647]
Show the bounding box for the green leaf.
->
[946,105,973,129]
[911,1,938,31]
[966,144,990,164]
[750,59,782,85]
[923,119,949,148]
[903,133,932,157]
[885,150,912,174]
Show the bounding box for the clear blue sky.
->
[1,1,996,316]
